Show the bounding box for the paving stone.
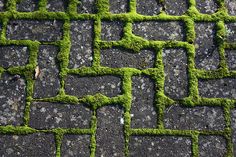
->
[129,136,192,157]
[65,75,121,97]
[225,49,236,70]
[198,78,236,99]
[0,46,29,68]
[77,0,96,14]
[33,45,60,98]
[165,0,188,15]
[231,109,236,155]
[61,135,90,157]
[131,75,157,128]
[133,21,185,41]
[199,136,227,157]
[0,73,26,126]
[101,21,124,41]
[7,20,63,41]
[136,0,162,15]
[163,48,188,99]
[0,133,56,156]
[196,0,218,14]
[109,0,128,14]
[29,102,92,129]
[225,23,236,42]
[96,105,125,157]
[225,0,236,15]
[101,48,155,69]
[0,0,5,12]
[46,0,67,12]
[164,105,225,130]
[16,0,38,12]
[69,20,93,68]
[195,22,219,70]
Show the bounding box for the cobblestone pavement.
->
[0,0,236,157]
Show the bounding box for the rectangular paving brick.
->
[198,78,236,99]
[129,136,192,156]
[96,105,125,157]
[164,105,225,130]
[0,73,26,126]
[65,75,121,97]
[7,20,63,41]
[29,102,92,129]
[225,0,236,15]
[131,75,157,128]
[165,0,188,15]
[0,46,29,68]
[77,0,96,14]
[101,21,124,41]
[101,48,155,69]
[0,0,5,12]
[69,20,93,68]
[33,45,60,98]
[196,0,217,14]
[46,0,67,12]
[231,109,236,156]
[61,135,90,157]
[109,0,128,14]
[163,48,188,99]
[225,23,236,42]
[16,0,38,12]
[225,49,236,70]
[0,133,56,156]
[194,22,219,70]
[136,0,161,15]
[133,21,185,41]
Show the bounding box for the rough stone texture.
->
[0,133,56,156]
[231,109,236,156]
[133,21,185,41]
[0,0,5,12]
[165,0,188,15]
[101,48,155,69]
[225,23,236,42]
[163,48,188,99]
[77,0,96,14]
[225,0,236,15]
[136,0,162,15]
[199,78,236,99]
[96,105,125,157]
[199,136,227,157]
[0,46,29,68]
[69,20,93,68]
[131,75,157,128]
[46,0,67,12]
[225,49,236,70]
[0,73,26,126]
[109,0,128,14]
[17,0,38,12]
[29,102,92,129]
[7,20,63,41]
[33,45,60,98]
[129,136,192,157]
[164,105,225,130]
[195,22,219,70]
[101,21,124,41]
[196,0,218,14]
[61,135,90,157]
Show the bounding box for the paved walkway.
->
[0,0,236,156]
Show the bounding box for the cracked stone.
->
[196,0,218,14]
[101,21,124,41]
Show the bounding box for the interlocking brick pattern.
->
[0,0,236,157]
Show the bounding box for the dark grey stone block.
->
[231,109,236,156]
[96,105,125,157]
[194,22,219,70]
[133,21,185,41]
[225,23,236,42]
[225,0,236,16]
[0,46,29,68]
[199,136,227,157]
[61,135,90,157]
[129,136,192,157]
[225,49,236,70]
[0,73,26,126]
[164,105,225,130]
[7,20,63,41]
[17,0,38,12]
[69,20,93,68]
[196,0,218,14]
[0,0,5,12]
[109,0,128,14]
[131,75,157,128]
[163,48,188,99]
[165,0,188,15]
[101,48,155,69]
[136,0,161,16]
[29,102,92,129]
[46,0,67,12]
[33,45,60,98]
[198,78,236,99]
[65,75,121,97]
[77,0,96,14]
[0,133,56,157]
[101,21,124,41]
